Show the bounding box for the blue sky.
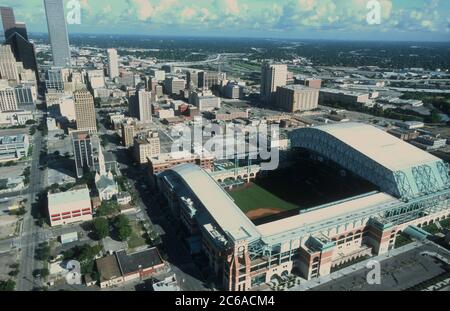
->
[3,0,450,41]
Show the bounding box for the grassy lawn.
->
[423,223,440,235]
[127,222,147,250]
[229,183,298,213]
[440,218,450,230]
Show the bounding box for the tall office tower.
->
[198,71,226,89]
[136,89,152,123]
[72,131,94,178]
[149,69,165,82]
[121,122,135,148]
[0,83,18,111]
[71,131,105,178]
[0,45,19,82]
[0,7,39,81]
[0,7,15,39]
[44,0,71,67]
[186,70,202,90]
[164,77,185,96]
[275,85,319,113]
[74,89,97,133]
[260,62,287,104]
[87,70,105,89]
[133,132,161,164]
[107,48,119,79]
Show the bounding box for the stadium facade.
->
[158,123,450,291]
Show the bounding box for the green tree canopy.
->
[93,217,110,240]
[113,215,132,241]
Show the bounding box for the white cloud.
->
[133,0,155,21]
[224,0,240,15]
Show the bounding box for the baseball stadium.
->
[157,122,450,291]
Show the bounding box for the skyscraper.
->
[186,70,202,90]
[71,131,105,178]
[135,89,152,123]
[121,122,135,148]
[0,7,39,80]
[0,7,16,39]
[44,0,71,67]
[72,131,95,178]
[74,89,97,133]
[260,62,287,104]
[0,83,18,111]
[107,48,119,79]
[0,45,20,82]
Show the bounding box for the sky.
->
[2,0,450,41]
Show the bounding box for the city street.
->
[16,126,47,291]
[116,148,207,291]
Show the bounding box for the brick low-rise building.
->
[47,185,93,227]
[96,247,165,288]
[148,151,214,175]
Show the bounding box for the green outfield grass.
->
[229,183,298,213]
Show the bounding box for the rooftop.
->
[257,192,399,241]
[96,255,122,282]
[316,122,440,171]
[48,185,91,206]
[116,248,164,275]
[279,85,317,91]
[320,88,369,96]
[95,173,117,190]
[169,164,260,242]
[0,134,27,145]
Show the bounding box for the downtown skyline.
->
[0,0,448,42]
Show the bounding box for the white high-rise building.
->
[137,89,152,123]
[74,89,97,133]
[87,70,105,89]
[0,83,18,111]
[260,62,287,104]
[0,45,19,82]
[44,0,71,67]
[107,48,119,79]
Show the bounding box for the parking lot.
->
[312,243,450,291]
[0,250,18,281]
[0,215,20,240]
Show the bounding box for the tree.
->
[8,270,19,277]
[431,110,442,123]
[62,244,103,275]
[0,280,15,291]
[39,268,49,279]
[9,264,19,270]
[35,242,51,261]
[93,218,109,240]
[97,200,120,217]
[113,215,132,241]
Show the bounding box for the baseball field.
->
[228,183,298,220]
